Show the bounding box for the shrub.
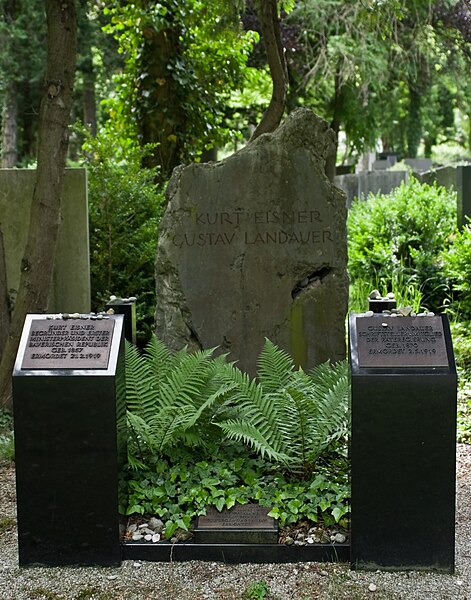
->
[441,224,471,319]
[348,178,456,311]
[125,337,234,470]
[125,336,349,477]
[216,341,349,477]
[82,128,165,346]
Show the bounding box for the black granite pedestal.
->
[105,298,136,345]
[12,314,126,566]
[349,313,457,572]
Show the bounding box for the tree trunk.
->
[137,2,186,179]
[407,83,422,158]
[0,0,77,409]
[325,65,343,182]
[78,0,97,136]
[250,0,288,141]
[1,83,18,168]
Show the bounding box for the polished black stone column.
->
[13,314,126,567]
[105,298,136,345]
[349,313,457,572]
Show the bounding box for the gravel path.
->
[0,444,470,600]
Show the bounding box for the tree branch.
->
[250,0,288,141]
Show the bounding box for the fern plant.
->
[216,339,349,476]
[125,337,235,469]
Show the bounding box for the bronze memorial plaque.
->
[197,504,273,529]
[21,319,115,370]
[356,316,448,368]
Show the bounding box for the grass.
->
[0,409,14,464]
[0,515,16,534]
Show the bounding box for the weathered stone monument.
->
[156,109,348,373]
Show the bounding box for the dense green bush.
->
[348,178,456,311]
[82,128,165,345]
[441,224,471,319]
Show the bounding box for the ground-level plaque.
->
[13,314,127,567]
[194,504,278,544]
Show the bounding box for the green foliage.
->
[102,0,256,171]
[125,338,235,469]
[216,341,350,476]
[441,224,471,319]
[126,337,349,476]
[243,580,269,600]
[0,409,14,464]
[450,321,471,443]
[348,178,456,311]
[124,445,350,533]
[457,377,471,444]
[123,337,351,531]
[349,268,424,314]
[82,127,164,345]
[0,515,16,534]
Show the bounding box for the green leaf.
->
[214,497,225,512]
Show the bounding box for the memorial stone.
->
[0,168,90,312]
[349,312,457,572]
[13,314,126,566]
[156,109,348,374]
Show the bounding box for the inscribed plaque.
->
[21,319,115,370]
[356,316,448,368]
[197,504,274,530]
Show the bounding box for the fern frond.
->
[306,360,350,461]
[218,363,286,450]
[159,348,216,408]
[216,419,291,464]
[257,338,295,392]
[125,341,156,419]
[144,335,175,380]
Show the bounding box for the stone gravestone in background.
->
[156,109,348,373]
[0,168,90,313]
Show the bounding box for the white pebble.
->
[369,583,377,592]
